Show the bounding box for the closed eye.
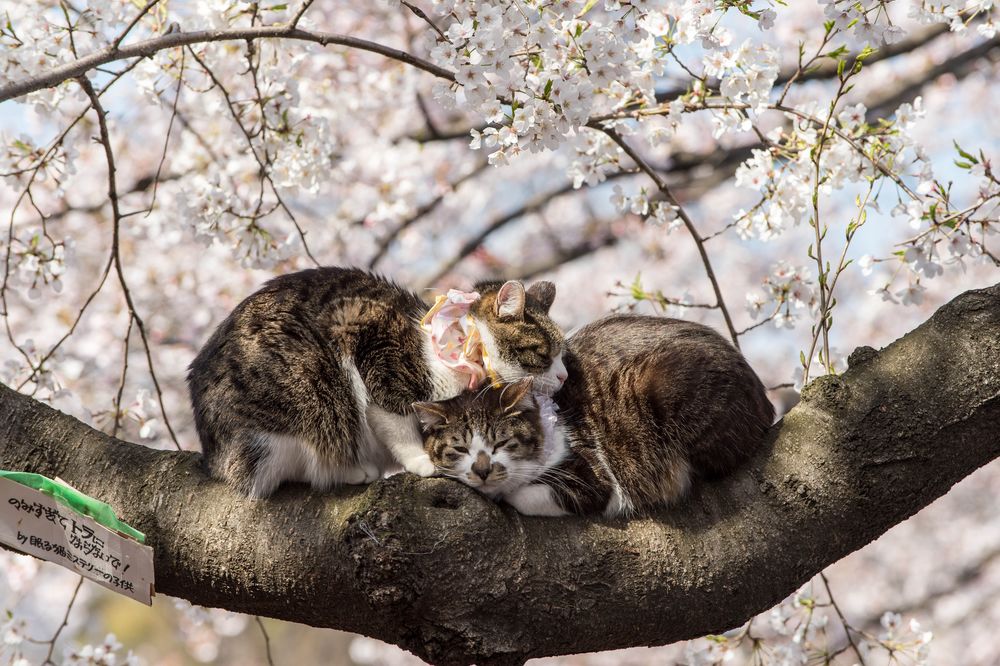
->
[520,350,549,369]
[493,439,517,452]
[452,446,469,454]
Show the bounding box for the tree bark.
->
[1,284,998,666]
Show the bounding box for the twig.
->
[595,125,740,349]
[368,159,488,269]
[146,47,185,216]
[41,576,84,665]
[288,0,315,29]
[111,0,160,50]
[507,232,620,281]
[112,316,133,438]
[187,47,322,267]
[820,572,867,666]
[78,76,183,451]
[421,167,639,286]
[255,616,276,666]
[1,59,144,376]
[402,1,446,41]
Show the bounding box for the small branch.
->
[1,58,144,379]
[187,47,321,267]
[110,0,160,51]
[421,168,644,286]
[407,24,952,144]
[255,616,276,666]
[738,306,782,336]
[41,576,84,665]
[508,232,621,281]
[147,48,185,216]
[402,1,446,41]
[415,91,442,139]
[77,76,182,451]
[820,572,867,666]
[595,125,740,349]
[288,0,315,29]
[368,159,488,269]
[111,316,134,439]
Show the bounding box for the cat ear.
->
[496,281,526,319]
[526,281,556,313]
[500,377,535,413]
[412,402,449,430]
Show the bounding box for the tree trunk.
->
[1,284,998,666]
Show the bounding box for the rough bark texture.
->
[1,284,998,665]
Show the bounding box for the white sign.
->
[0,477,155,604]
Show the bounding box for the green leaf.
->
[856,45,876,62]
[953,140,978,164]
[576,0,600,19]
[630,273,644,301]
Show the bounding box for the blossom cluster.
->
[683,583,933,666]
[63,634,141,666]
[745,261,818,329]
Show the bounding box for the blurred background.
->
[1,0,998,664]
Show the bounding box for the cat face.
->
[413,379,546,497]
[471,281,567,394]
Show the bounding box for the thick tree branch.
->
[1,284,998,665]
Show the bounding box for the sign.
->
[0,476,155,604]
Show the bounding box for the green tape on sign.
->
[0,471,144,543]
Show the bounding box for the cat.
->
[413,314,775,516]
[187,267,567,498]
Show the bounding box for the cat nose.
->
[556,370,568,383]
[472,452,491,481]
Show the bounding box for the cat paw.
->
[343,467,368,485]
[403,454,436,478]
[505,484,569,517]
[361,463,382,483]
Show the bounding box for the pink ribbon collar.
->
[421,289,497,390]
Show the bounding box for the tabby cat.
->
[187,267,566,498]
[414,314,774,516]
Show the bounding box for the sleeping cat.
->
[414,314,775,516]
[187,267,566,498]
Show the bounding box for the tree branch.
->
[0,26,454,104]
[420,144,753,288]
[596,126,740,348]
[406,24,951,144]
[1,284,998,665]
